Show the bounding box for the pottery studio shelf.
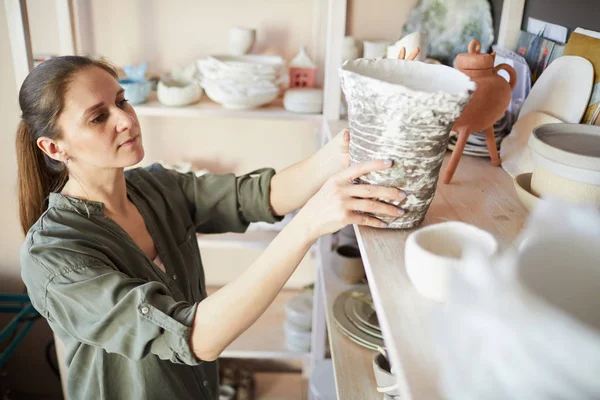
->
[134,93,322,121]
[352,154,529,399]
[205,287,310,360]
[317,236,379,400]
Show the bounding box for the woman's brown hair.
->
[16,56,118,234]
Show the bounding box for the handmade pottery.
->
[363,39,391,59]
[529,123,600,206]
[228,27,256,56]
[443,40,517,184]
[331,245,365,284]
[340,59,475,229]
[387,31,427,61]
[405,222,498,301]
[513,173,540,211]
[518,56,593,123]
[283,319,311,352]
[289,46,317,88]
[500,112,563,178]
[344,297,383,339]
[284,290,313,330]
[333,287,384,350]
[198,55,282,109]
[373,350,402,397]
[283,88,323,113]
[157,77,202,106]
[119,61,152,105]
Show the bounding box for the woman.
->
[17,56,404,400]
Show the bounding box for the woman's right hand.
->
[296,159,406,241]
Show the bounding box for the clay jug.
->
[443,39,517,184]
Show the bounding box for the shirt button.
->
[203,380,208,387]
[172,274,177,280]
[141,306,150,315]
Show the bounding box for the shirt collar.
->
[48,192,105,216]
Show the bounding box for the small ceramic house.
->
[289,46,317,88]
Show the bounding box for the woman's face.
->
[55,66,144,170]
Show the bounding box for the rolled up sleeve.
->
[168,167,283,234]
[35,261,201,365]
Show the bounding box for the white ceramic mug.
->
[228,27,256,56]
[362,40,391,59]
[405,222,498,301]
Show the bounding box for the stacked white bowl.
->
[197,55,283,110]
[283,289,313,352]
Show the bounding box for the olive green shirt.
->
[20,164,282,400]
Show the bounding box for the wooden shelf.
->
[255,372,308,400]
[134,93,322,121]
[317,236,379,400]
[206,287,310,360]
[353,154,529,399]
[197,230,279,249]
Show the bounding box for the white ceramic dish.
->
[283,88,323,114]
[528,123,600,206]
[157,78,203,107]
[283,319,311,352]
[500,112,563,177]
[284,290,313,331]
[201,78,279,109]
[517,56,593,123]
[405,222,498,301]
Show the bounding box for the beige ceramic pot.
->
[529,123,600,207]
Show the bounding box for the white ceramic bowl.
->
[405,222,498,301]
[284,290,313,330]
[157,77,203,107]
[529,123,600,207]
[284,319,311,352]
[283,88,323,114]
[228,27,256,56]
[201,78,279,109]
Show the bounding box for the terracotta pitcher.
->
[443,40,517,184]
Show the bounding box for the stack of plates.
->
[448,112,513,157]
[197,55,283,109]
[333,285,384,350]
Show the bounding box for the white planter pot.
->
[529,123,600,207]
[340,59,475,228]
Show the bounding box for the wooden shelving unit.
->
[316,235,379,400]
[354,155,528,399]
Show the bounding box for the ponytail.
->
[15,55,118,234]
[16,120,67,234]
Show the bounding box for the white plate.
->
[518,56,593,123]
[500,111,563,177]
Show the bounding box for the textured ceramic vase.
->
[340,59,475,229]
